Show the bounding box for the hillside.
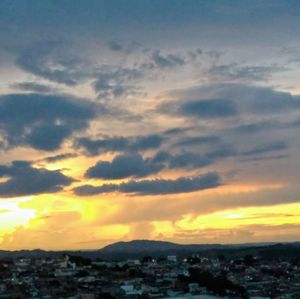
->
[0,240,299,261]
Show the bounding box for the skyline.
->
[1,0,300,250]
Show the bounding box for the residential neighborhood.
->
[0,251,299,299]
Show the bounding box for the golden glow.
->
[174,204,300,230]
[0,197,36,235]
[1,187,299,250]
[203,183,285,195]
[0,168,299,250]
[152,202,300,243]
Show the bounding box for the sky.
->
[1,0,300,250]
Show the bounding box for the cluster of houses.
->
[0,253,299,298]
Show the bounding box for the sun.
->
[0,197,36,236]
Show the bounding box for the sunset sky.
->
[1,0,300,250]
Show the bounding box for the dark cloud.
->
[162,84,300,120]
[74,172,221,196]
[0,93,96,151]
[107,41,123,52]
[245,88,300,113]
[242,141,288,156]
[159,139,286,168]
[168,152,212,169]
[133,135,163,150]
[174,135,221,147]
[206,144,237,160]
[84,145,234,180]
[96,46,201,101]
[107,40,141,53]
[179,99,237,118]
[150,146,235,171]
[43,153,78,163]
[27,124,73,151]
[75,134,164,156]
[75,184,118,196]
[234,121,278,134]
[11,82,55,93]
[235,84,300,113]
[85,153,164,180]
[151,50,185,68]
[130,49,197,72]
[166,144,236,169]
[204,63,287,83]
[93,66,142,100]
[231,119,300,135]
[0,160,73,198]
[120,172,221,195]
[15,41,94,85]
[163,127,189,136]
[75,137,128,156]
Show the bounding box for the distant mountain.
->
[0,241,227,260]
[97,240,223,259]
[100,240,179,252]
[97,240,300,260]
[97,239,262,259]
[100,240,224,253]
[1,240,299,261]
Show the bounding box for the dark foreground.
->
[0,242,300,298]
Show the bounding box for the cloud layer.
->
[74,172,221,196]
[0,161,73,197]
[0,93,96,151]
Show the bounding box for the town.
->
[0,250,299,299]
